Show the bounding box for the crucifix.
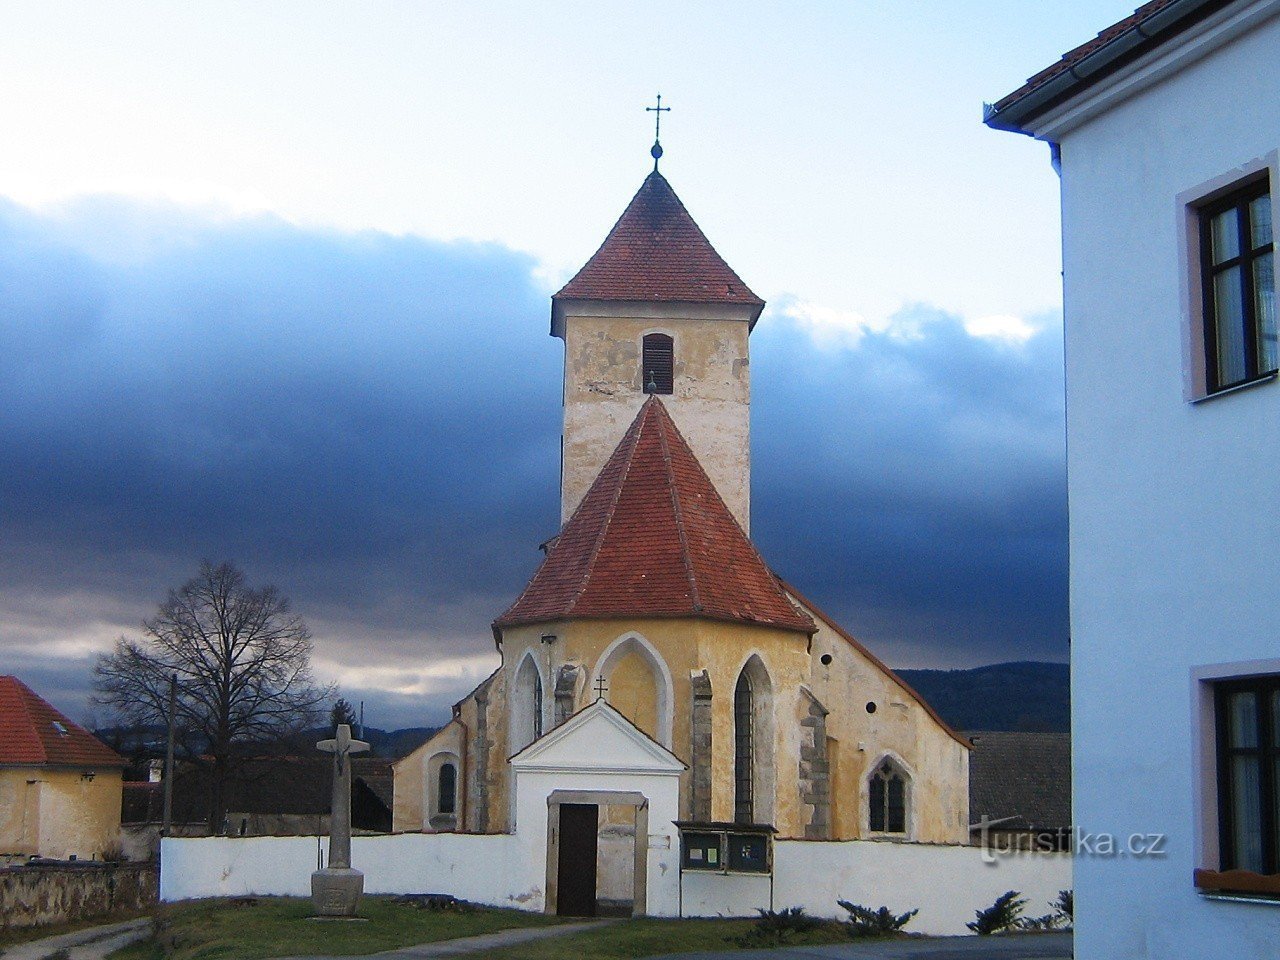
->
[594,674,609,700]
[316,723,370,872]
[646,93,670,170]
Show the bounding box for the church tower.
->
[551,170,764,532]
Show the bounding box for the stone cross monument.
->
[311,723,370,916]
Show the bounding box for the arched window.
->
[869,759,908,834]
[734,672,754,822]
[437,763,457,816]
[642,334,674,395]
[512,654,545,753]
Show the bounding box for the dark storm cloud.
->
[751,304,1067,666]
[0,199,1066,727]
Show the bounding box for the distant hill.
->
[894,661,1069,733]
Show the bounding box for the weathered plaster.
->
[559,313,751,531]
[0,768,123,861]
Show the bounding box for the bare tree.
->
[94,560,332,831]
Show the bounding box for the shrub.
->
[837,900,918,938]
[731,906,819,946]
[1054,889,1073,924]
[967,890,1028,935]
[1016,888,1074,932]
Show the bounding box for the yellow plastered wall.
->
[438,607,969,845]
[560,311,752,531]
[793,593,971,844]
[0,767,123,860]
[497,617,816,835]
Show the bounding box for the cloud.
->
[0,197,1066,729]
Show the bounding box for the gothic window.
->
[642,333,674,395]
[734,672,754,823]
[533,674,543,740]
[869,759,908,834]
[437,762,457,816]
[512,655,544,753]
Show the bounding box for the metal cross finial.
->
[646,94,671,171]
[594,674,609,700]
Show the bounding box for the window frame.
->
[1198,177,1275,395]
[867,757,910,837]
[1214,675,1280,876]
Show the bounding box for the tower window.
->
[642,334,674,395]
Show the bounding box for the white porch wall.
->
[511,767,682,916]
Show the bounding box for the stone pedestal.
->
[311,867,364,917]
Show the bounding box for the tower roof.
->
[495,397,814,635]
[553,171,764,322]
[0,675,126,768]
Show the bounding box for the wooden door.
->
[555,803,598,917]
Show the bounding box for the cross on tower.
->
[646,94,670,170]
[594,674,609,700]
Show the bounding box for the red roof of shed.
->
[0,676,125,768]
[553,171,763,311]
[496,397,813,635]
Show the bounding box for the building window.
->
[1215,676,1280,875]
[437,763,457,816]
[642,334,674,395]
[1200,180,1275,393]
[734,672,753,823]
[869,759,907,834]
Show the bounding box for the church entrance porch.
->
[509,699,686,918]
[545,790,649,918]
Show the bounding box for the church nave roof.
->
[496,396,814,635]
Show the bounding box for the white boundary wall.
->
[162,835,1068,936]
[161,834,532,909]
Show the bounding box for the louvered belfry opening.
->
[642,333,674,394]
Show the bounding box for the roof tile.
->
[0,676,126,768]
[554,171,763,308]
[496,397,813,634]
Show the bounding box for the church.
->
[393,155,970,914]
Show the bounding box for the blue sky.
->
[0,2,1137,729]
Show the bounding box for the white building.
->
[987,2,1280,957]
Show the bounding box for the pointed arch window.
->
[869,760,908,834]
[734,672,754,823]
[642,334,674,395]
[533,674,543,740]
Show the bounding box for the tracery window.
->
[869,759,908,834]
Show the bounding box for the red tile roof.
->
[496,397,814,635]
[554,171,764,310]
[0,676,126,768]
[990,0,1204,119]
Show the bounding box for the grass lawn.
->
[105,897,566,960]
[101,901,864,960]
[463,916,853,960]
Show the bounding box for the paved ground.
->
[268,919,613,960]
[655,932,1072,960]
[1,918,152,960]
